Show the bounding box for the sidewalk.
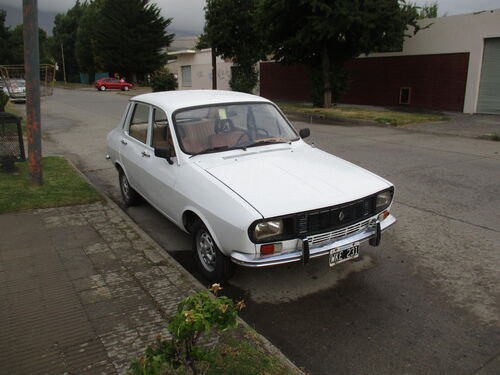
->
[0,200,301,374]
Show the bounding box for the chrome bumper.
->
[231,214,396,267]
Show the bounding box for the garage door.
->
[477,38,500,114]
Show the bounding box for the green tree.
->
[257,0,425,107]
[416,1,438,19]
[52,1,85,82]
[95,0,174,83]
[203,0,264,93]
[0,10,12,64]
[75,0,104,82]
[8,24,52,65]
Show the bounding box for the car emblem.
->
[339,211,345,221]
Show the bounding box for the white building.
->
[168,49,233,91]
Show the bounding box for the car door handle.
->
[121,139,128,145]
[141,151,150,158]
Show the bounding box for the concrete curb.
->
[68,159,305,375]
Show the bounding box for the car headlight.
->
[253,219,283,241]
[376,190,393,210]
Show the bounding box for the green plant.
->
[229,65,258,94]
[128,284,244,375]
[151,69,178,92]
[0,89,9,111]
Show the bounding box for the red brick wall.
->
[260,53,470,112]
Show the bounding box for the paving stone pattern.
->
[0,202,211,375]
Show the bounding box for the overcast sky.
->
[1,0,500,36]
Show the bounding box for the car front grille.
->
[295,196,376,238]
[307,217,372,248]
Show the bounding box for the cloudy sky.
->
[1,0,500,36]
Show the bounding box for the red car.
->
[95,77,133,91]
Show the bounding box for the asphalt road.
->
[32,88,500,375]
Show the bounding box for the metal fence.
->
[0,64,56,97]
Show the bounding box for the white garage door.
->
[477,38,500,114]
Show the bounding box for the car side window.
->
[128,103,150,144]
[152,108,176,156]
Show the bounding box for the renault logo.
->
[339,211,345,221]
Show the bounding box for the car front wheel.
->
[192,220,236,282]
[100,85,106,91]
[123,86,129,91]
[119,168,141,206]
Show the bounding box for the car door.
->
[139,106,182,221]
[119,102,152,197]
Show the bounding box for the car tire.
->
[118,168,141,206]
[100,85,106,91]
[123,86,129,91]
[192,220,236,282]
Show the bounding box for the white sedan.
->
[106,90,396,281]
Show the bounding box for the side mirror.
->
[299,128,310,139]
[154,146,174,165]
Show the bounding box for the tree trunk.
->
[322,44,332,108]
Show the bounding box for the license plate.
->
[329,243,359,267]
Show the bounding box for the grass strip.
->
[208,330,291,375]
[0,156,103,213]
[278,102,449,126]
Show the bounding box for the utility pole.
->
[60,42,67,84]
[211,47,217,90]
[23,0,42,185]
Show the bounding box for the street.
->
[35,88,500,375]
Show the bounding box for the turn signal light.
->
[378,210,389,221]
[260,243,283,255]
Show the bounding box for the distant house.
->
[260,9,500,114]
[167,48,233,91]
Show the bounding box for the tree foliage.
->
[0,10,12,64]
[75,0,104,82]
[203,0,264,93]
[150,67,178,92]
[0,10,51,66]
[416,1,438,19]
[95,0,174,82]
[8,24,52,65]
[52,0,85,81]
[257,0,426,107]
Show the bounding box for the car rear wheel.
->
[123,86,129,91]
[100,85,106,91]
[119,168,141,206]
[192,220,236,282]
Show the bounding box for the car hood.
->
[194,144,392,218]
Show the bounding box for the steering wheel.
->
[236,128,270,145]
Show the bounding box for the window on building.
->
[399,87,411,105]
[181,66,192,87]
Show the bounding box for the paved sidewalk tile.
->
[0,202,209,375]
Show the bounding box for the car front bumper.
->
[230,214,396,267]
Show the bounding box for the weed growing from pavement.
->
[128,284,241,375]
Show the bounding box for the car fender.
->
[182,205,225,250]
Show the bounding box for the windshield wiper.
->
[189,145,249,158]
[189,145,229,158]
[245,139,291,148]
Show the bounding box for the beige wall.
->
[173,49,233,91]
[366,9,500,113]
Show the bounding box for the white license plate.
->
[329,243,360,267]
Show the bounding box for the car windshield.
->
[173,102,298,155]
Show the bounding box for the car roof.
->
[130,90,271,113]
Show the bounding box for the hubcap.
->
[121,175,130,199]
[197,231,216,272]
